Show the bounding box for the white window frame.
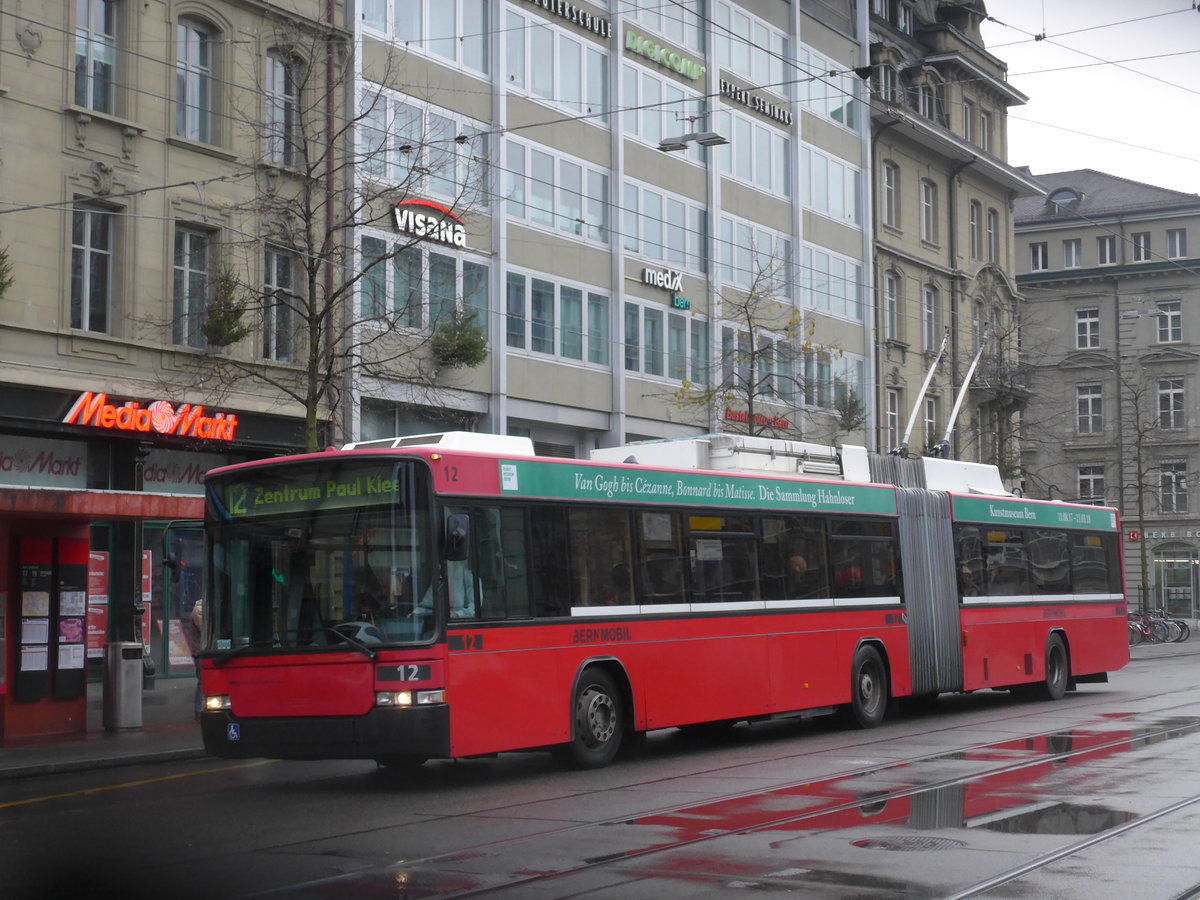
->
[511,11,608,121]
[1030,242,1048,271]
[1077,464,1105,504]
[1167,228,1187,259]
[263,245,297,363]
[505,139,609,245]
[1097,234,1117,265]
[623,180,706,269]
[922,284,939,350]
[969,201,982,260]
[1158,300,1182,343]
[715,109,791,196]
[265,51,298,167]
[1075,307,1100,349]
[883,271,900,340]
[176,19,214,143]
[797,44,860,130]
[802,243,862,322]
[364,0,489,76]
[714,1,788,88]
[986,208,999,262]
[1159,377,1186,430]
[628,64,706,161]
[71,203,114,334]
[1077,383,1103,435]
[803,146,861,225]
[628,300,707,383]
[75,0,117,114]
[173,225,210,348]
[1161,460,1189,514]
[507,268,610,367]
[978,110,992,152]
[920,179,938,243]
[719,214,794,299]
[881,162,898,228]
[620,0,703,53]
[885,388,901,450]
[1062,238,1082,269]
[1132,231,1151,262]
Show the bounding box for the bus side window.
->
[638,511,686,604]
[529,505,571,616]
[475,506,532,619]
[567,508,634,607]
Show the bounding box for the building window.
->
[883,271,900,340]
[1161,460,1188,514]
[719,215,796,301]
[624,182,706,269]
[715,109,793,197]
[796,46,861,128]
[1158,300,1182,343]
[924,396,939,450]
[626,0,703,51]
[508,271,608,365]
[881,162,898,228]
[875,64,899,104]
[978,110,992,152]
[1159,377,1185,430]
[885,388,901,450]
[1077,464,1105,503]
[800,243,862,321]
[265,52,298,167]
[1075,307,1100,349]
[628,66,705,159]
[896,2,914,33]
[713,1,789,88]
[1097,234,1117,265]
[922,284,939,351]
[1076,383,1102,435]
[1063,238,1082,269]
[506,140,608,244]
[176,19,214,143]
[1168,228,1187,259]
[969,201,982,260]
[920,180,938,243]
[1132,232,1151,262]
[75,0,116,114]
[986,208,998,262]
[367,0,489,74]
[172,227,210,348]
[630,303,709,382]
[962,99,975,143]
[1030,242,1048,271]
[70,203,114,333]
[801,147,860,224]
[508,11,607,119]
[361,235,489,336]
[263,246,296,362]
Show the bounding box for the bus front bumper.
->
[200,704,451,761]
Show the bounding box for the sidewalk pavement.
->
[0,639,1192,781]
[0,675,206,781]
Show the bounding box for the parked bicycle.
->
[1128,609,1190,645]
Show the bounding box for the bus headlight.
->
[375,690,445,707]
[203,695,231,711]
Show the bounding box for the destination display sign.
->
[498,460,896,515]
[952,496,1119,532]
[215,463,409,519]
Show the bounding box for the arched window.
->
[177,18,216,143]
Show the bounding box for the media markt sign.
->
[63,392,239,442]
[393,199,467,248]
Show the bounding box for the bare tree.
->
[159,18,489,451]
[670,252,853,442]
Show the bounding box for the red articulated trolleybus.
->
[197,432,1129,769]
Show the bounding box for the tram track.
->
[251,679,1200,899]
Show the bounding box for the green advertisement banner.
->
[498,460,897,515]
[952,495,1118,532]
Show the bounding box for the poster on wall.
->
[86,552,109,660]
[16,537,53,701]
[141,550,153,653]
[53,538,88,699]
[0,590,7,688]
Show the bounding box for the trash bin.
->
[103,641,144,731]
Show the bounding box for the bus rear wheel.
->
[848,645,888,729]
[559,669,624,769]
[1036,634,1069,701]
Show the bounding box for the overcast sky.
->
[978,0,1200,195]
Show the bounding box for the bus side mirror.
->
[445,514,470,562]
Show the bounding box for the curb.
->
[0,747,209,781]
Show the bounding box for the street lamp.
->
[658,131,728,152]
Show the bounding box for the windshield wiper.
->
[322,626,378,660]
[211,640,277,666]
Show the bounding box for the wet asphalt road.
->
[2,642,1198,899]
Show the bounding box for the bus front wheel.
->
[848,645,888,729]
[560,669,624,769]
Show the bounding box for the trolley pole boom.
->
[894,329,948,457]
[930,330,989,459]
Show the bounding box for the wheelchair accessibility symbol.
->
[227,723,241,741]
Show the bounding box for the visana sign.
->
[393,199,467,248]
[63,392,239,442]
[626,30,705,80]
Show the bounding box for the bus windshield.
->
[204,458,435,652]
